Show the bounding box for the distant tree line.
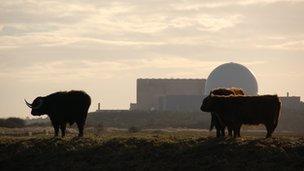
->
[0,118,25,128]
[87,111,211,129]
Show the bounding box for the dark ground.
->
[0,131,303,171]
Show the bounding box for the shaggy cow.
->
[25,90,91,137]
[201,95,281,138]
[209,88,245,137]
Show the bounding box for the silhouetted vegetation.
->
[87,111,210,129]
[0,133,303,170]
[26,117,50,127]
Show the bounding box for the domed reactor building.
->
[205,62,258,95]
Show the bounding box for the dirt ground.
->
[0,130,303,170]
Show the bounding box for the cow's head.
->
[200,95,216,112]
[25,97,46,116]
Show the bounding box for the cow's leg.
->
[266,130,272,138]
[220,127,225,137]
[216,129,221,138]
[270,121,278,135]
[211,115,220,138]
[60,123,66,137]
[215,123,222,138]
[270,126,276,135]
[214,114,226,138]
[76,121,85,137]
[236,125,242,137]
[265,124,274,138]
[213,112,226,138]
[232,124,241,138]
[228,127,233,137]
[53,124,59,137]
[233,127,238,138]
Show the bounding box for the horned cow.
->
[25,90,91,137]
[201,95,281,138]
[209,88,245,138]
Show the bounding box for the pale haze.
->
[0,0,304,118]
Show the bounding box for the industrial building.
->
[279,93,303,110]
[128,63,303,112]
[130,78,206,111]
[130,63,259,112]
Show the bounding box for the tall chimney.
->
[98,103,101,111]
[287,92,289,97]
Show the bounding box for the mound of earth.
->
[0,135,303,170]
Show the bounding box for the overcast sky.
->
[0,0,304,118]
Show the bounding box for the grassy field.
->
[0,130,303,170]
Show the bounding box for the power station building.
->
[279,93,303,110]
[130,78,206,111]
[130,63,259,111]
[128,63,303,112]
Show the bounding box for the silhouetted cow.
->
[201,95,281,138]
[209,88,245,137]
[25,90,91,137]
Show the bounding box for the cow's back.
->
[66,91,91,110]
[211,88,244,96]
[218,95,281,125]
[47,91,91,124]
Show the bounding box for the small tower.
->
[98,102,101,111]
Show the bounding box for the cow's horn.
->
[24,99,32,108]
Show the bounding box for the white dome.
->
[205,62,258,95]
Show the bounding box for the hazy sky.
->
[1,0,304,118]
